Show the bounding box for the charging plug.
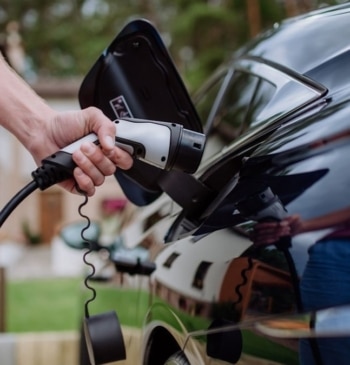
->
[31,151,76,190]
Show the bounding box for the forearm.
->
[298,207,350,234]
[252,207,350,247]
[0,54,133,196]
[0,55,55,154]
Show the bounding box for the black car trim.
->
[241,55,327,93]
[204,67,235,135]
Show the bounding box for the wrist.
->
[287,215,304,236]
[18,101,56,163]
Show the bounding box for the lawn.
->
[6,277,298,364]
[6,277,150,332]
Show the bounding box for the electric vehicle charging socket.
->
[235,186,288,223]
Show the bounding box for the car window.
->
[193,68,276,162]
[212,71,276,142]
[195,58,326,153]
[193,69,228,128]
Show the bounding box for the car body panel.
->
[241,5,350,75]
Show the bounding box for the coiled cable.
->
[76,187,97,319]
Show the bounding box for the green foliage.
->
[0,0,334,88]
[169,3,242,91]
[0,0,139,76]
[21,220,41,245]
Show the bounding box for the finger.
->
[57,171,96,196]
[57,179,81,196]
[253,226,283,236]
[72,149,105,189]
[253,230,291,242]
[82,107,116,152]
[254,222,280,230]
[106,147,133,170]
[81,142,117,176]
[73,142,116,180]
[73,167,96,196]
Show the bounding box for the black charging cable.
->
[0,161,73,227]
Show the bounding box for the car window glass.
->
[211,71,276,144]
[194,72,227,128]
[244,77,277,130]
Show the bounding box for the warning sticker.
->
[110,95,133,118]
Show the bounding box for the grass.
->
[6,277,150,332]
[6,277,298,364]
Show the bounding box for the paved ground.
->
[1,240,149,291]
[4,244,54,280]
[0,239,85,281]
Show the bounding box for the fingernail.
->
[104,136,115,149]
[81,142,94,154]
[75,168,83,176]
[73,150,83,162]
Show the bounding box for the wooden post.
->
[0,266,6,332]
[246,0,261,38]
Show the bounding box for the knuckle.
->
[92,151,105,164]
[105,164,117,175]
[94,175,105,187]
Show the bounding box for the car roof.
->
[237,3,350,75]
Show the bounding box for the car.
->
[77,3,350,365]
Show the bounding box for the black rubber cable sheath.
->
[0,180,38,228]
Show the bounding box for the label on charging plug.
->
[110,95,133,118]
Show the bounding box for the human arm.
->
[0,55,133,196]
[251,207,350,247]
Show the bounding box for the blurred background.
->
[1,0,345,89]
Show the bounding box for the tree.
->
[0,0,337,89]
[0,0,145,76]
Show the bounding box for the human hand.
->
[30,107,133,196]
[250,214,302,247]
[0,57,133,196]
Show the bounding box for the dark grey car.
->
[137,4,350,365]
[75,3,350,364]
